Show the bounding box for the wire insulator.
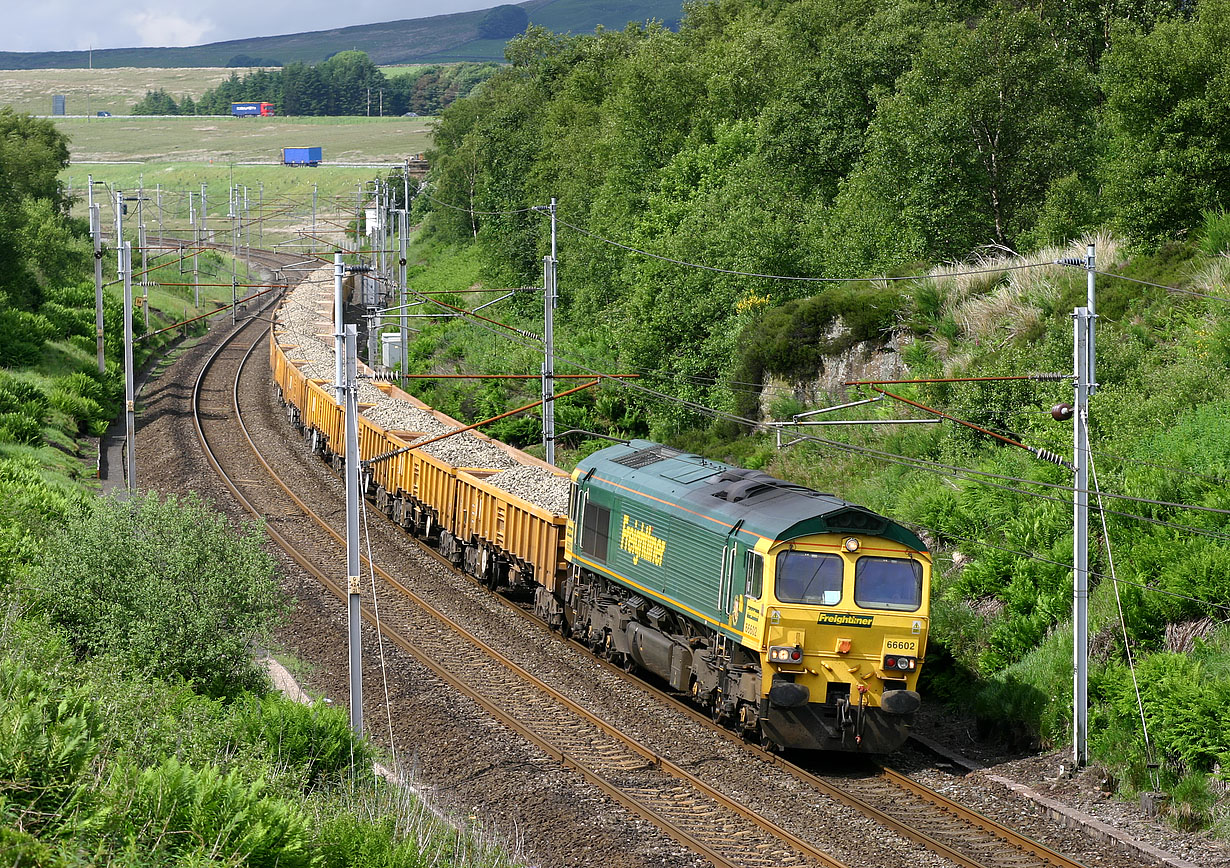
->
[1034,447,1075,471]
[1056,257,1085,267]
[1031,372,1071,382]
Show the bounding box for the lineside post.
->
[1073,306,1091,768]
[542,197,558,465]
[334,253,345,403]
[122,241,136,492]
[90,202,105,373]
[344,324,363,736]
[399,209,408,385]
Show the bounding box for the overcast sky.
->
[7,2,503,52]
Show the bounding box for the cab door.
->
[718,522,747,638]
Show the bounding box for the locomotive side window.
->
[745,552,763,599]
[775,551,841,605]
[579,500,611,561]
[854,557,923,611]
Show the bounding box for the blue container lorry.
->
[232,102,274,116]
[282,147,323,167]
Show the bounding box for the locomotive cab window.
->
[579,500,611,561]
[854,557,923,611]
[775,551,841,605]
[745,552,763,599]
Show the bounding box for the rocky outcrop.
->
[759,319,910,418]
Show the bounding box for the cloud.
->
[124,11,217,48]
[5,2,506,52]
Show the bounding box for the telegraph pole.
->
[244,185,251,275]
[137,191,148,329]
[344,324,363,736]
[540,197,559,465]
[1073,306,1091,768]
[1059,244,1096,768]
[122,241,136,491]
[335,253,346,400]
[114,188,123,265]
[89,176,105,373]
[399,209,408,384]
[231,186,239,325]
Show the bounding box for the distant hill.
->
[0,0,685,70]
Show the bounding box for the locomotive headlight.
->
[769,645,804,664]
[843,538,860,552]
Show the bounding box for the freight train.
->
[271,270,930,752]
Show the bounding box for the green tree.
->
[318,50,386,115]
[1100,0,1230,243]
[825,5,1096,269]
[0,109,71,212]
[131,88,180,115]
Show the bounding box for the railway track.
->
[549,624,1095,868]
[185,262,1129,868]
[194,313,847,868]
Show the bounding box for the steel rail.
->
[553,634,1087,868]
[878,767,1081,868]
[194,328,849,868]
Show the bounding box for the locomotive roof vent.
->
[613,444,683,469]
[824,507,888,535]
[712,471,778,502]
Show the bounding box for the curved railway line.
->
[173,261,1159,868]
[194,277,844,868]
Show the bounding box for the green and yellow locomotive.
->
[564,440,930,752]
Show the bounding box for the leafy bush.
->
[0,309,54,367]
[970,630,1072,748]
[0,411,42,445]
[229,695,373,792]
[47,387,104,436]
[32,491,288,697]
[1200,209,1230,256]
[0,659,102,838]
[0,373,49,444]
[105,758,313,866]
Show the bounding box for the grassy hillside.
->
[0,0,686,69]
[0,67,262,116]
[54,115,433,163]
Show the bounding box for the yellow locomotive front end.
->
[752,532,930,752]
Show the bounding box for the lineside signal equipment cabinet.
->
[282,147,322,167]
